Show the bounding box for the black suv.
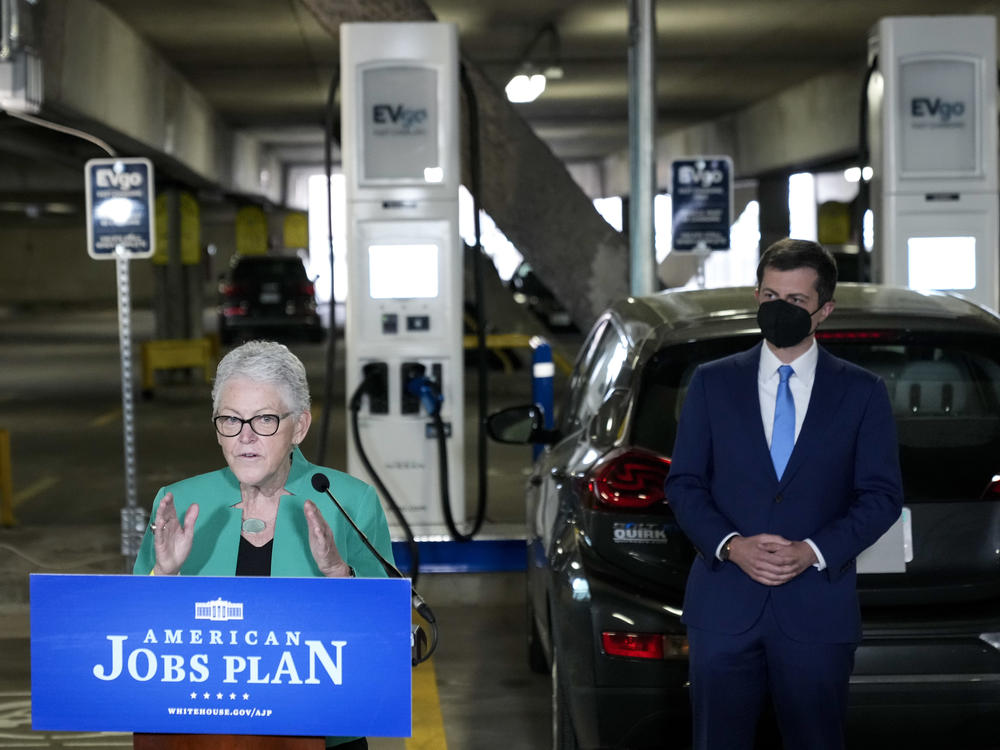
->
[218,255,324,345]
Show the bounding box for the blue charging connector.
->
[405,375,443,416]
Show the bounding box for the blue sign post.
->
[85,158,155,260]
[670,157,733,252]
[84,157,156,563]
[31,574,412,737]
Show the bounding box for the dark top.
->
[235,536,273,577]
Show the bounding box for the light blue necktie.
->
[771,365,795,479]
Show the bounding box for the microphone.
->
[311,472,403,580]
[310,472,437,661]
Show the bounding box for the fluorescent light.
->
[505,73,546,103]
[843,166,874,183]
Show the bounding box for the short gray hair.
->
[211,340,310,416]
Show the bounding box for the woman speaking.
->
[134,339,394,749]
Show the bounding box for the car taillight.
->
[601,631,688,660]
[586,447,670,510]
[300,282,315,296]
[981,475,1000,499]
[219,282,245,297]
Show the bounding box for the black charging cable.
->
[349,377,421,584]
[404,374,485,542]
[316,70,340,465]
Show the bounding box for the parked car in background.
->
[488,284,1000,749]
[218,254,324,345]
[509,261,577,332]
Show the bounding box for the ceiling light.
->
[506,73,547,103]
[505,21,561,104]
[844,166,874,183]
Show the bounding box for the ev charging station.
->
[340,22,465,539]
[867,16,999,312]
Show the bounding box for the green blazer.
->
[133,448,395,746]
[133,447,395,578]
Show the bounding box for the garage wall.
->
[0,220,154,308]
[0,202,299,309]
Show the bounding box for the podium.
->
[30,575,411,742]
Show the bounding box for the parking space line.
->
[406,657,447,750]
[11,476,59,509]
[90,408,121,428]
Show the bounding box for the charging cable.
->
[349,375,422,584]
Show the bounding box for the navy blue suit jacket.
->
[665,342,903,644]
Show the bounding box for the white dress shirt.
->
[758,339,817,446]
[716,339,827,570]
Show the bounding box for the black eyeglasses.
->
[213,413,291,437]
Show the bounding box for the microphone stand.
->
[311,474,438,665]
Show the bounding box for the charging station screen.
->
[368,243,439,299]
[900,58,978,175]
[907,236,976,289]
[362,67,439,183]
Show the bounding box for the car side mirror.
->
[587,389,630,448]
[486,405,558,445]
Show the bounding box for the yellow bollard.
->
[141,337,216,397]
[0,429,15,527]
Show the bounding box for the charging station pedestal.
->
[341,22,465,539]
[867,16,999,312]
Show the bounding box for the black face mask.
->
[756,299,820,348]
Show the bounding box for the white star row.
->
[189,691,251,700]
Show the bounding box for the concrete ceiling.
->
[93,0,1000,169]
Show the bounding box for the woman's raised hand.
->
[304,499,352,577]
[152,492,199,575]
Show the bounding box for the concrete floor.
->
[0,304,572,749]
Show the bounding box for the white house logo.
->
[195,598,244,622]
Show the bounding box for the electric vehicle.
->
[217,255,324,345]
[489,283,1000,749]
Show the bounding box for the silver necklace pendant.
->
[242,518,266,533]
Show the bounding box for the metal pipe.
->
[628,0,657,297]
[117,248,147,570]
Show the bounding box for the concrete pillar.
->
[153,189,202,341]
[757,175,790,254]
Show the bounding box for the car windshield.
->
[632,332,1000,502]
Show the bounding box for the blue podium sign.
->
[670,157,733,252]
[30,574,411,737]
[85,157,155,260]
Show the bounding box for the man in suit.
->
[665,238,903,749]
